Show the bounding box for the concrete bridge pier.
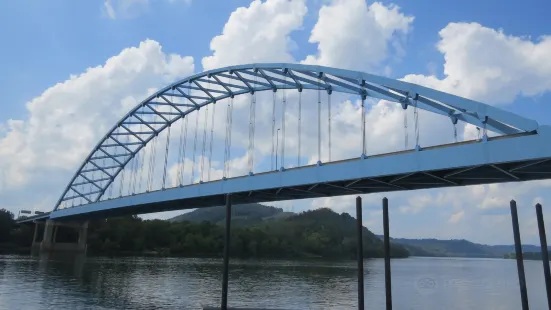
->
[32,220,88,255]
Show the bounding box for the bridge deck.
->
[18,126,551,223]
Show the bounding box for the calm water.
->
[0,255,548,309]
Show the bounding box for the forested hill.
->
[385,237,548,258]
[84,207,410,259]
[169,203,294,225]
[281,208,409,258]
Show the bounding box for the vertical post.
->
[221,194,232,310]
[276,128,280,170]
[536,203,551,309]
[383,198,392,310]
[78,221,89,254]
[510,200,529,310]
[32,223,39,243]
[53,226,58,243]
[356,196,365,310]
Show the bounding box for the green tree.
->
[0,209,15,243]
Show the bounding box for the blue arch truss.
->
[54,63,540,211]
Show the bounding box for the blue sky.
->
[1,0,551,245]
[2,0,551,120]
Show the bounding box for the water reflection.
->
[0,255,549,309]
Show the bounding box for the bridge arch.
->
[54,63,539,211]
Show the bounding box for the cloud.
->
[398,194,432,214]
[0,39,193,209]
[302,0,413,71]
[448,210,465,224]
[103,0,191,19]
[402,22,551,105]
[201,0,308,70]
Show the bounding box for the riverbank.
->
[504,251,550,260]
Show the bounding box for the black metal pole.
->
[356,196,365,310]
[383,197,392,310]
[536,203,551,309]
[221,194,232,310]
[510,200,529,310]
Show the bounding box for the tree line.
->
[504,251,551,260]
[0,207,410,259]
[0,209,34,253]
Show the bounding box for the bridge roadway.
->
[19,126,551,223]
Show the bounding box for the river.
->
[0,255,548,309]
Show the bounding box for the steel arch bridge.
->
[19,63,551,222]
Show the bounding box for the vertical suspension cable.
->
[281,77,286,168]
[176,114,185,186]
[108,137,118,198]
[251,90,257,173]
[162,118,172,189]
[404,108,408,150]
[247,91,257,174]
[181,114,189,185]
[223,96,230,178]
[101,157,107,201]
[104,154,113,199]
[208,102,216,181]
[119,131,128,197]
[128,154,136,197]
[180,82,191,185]
[90,169,95,202]
[248,93,254,173]
[298,89,302,167]
[131,151,139,194]
[227,97,234,177]
[271,91,276,170]
[223,93,234,178]
[88,163,93,200]
[191,108,200,184]
[414,99,420,148]
[361,95,366,156]
[327,90,331,162]
[147,112,159,192]
[137,121,146,193]
[128,121,138,195]
[200,105,209,181]
[317,76,322,163]
[147,136,158,191]
[162,94,175,189]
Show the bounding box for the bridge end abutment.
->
[31,220,88,256]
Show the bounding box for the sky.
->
[1,0,551,245]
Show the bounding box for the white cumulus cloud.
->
[302,0,413,71]
[0,40,193,211]
[403,22,551,105]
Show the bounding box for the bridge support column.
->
[221,194,231,310]
[356,196,364,310]
[31,222,44,256]
[39,220,88,255]
[382,197,392,310]
[535,203,551,309]
[510,200,529,310]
